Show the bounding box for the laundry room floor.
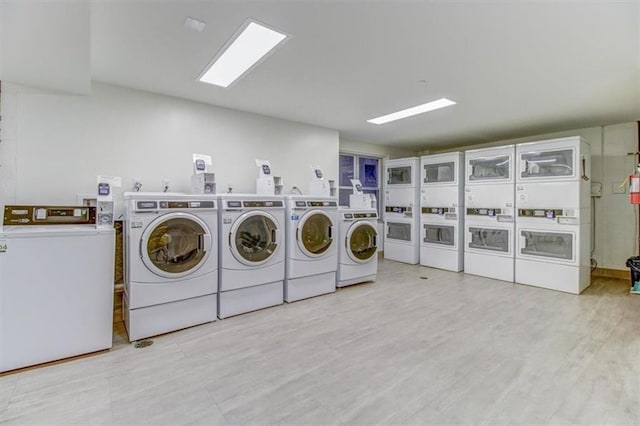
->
[1,259,638,425]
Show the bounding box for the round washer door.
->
[141,212,212,279]
[346,221,378,264]
[297,210,334,258]
[230,211,280,266]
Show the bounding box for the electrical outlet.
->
[132,177,143,192]
[612,182,627,194]
[591,182,602,197]
[162,179,171,192]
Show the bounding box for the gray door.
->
[423,161,455,184]
[520,148,574,178]
[231,211,279,265]
[387,222,412,242]
[468,155,510,181]
[298,211,334,257]
[387,166,413,185]
[468,227,509,252]
[142,213,211,278]
[520,230,573,260]
[347,221,378,263]
[424,224,455,246]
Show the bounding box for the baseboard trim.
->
[592,267,629,280]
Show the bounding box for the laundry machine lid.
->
[141,212,212,278]
[297,210,334,258]
[230,211,280,266]
[346,221,378,263]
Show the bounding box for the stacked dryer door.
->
[420,152,464,272]
[123,193,218,341]
[285,196,338,302]
[515,136,591,294]
[464,145,516,282]
[337,208,379,287]
[383,157,420,264]
[218,195,285,319]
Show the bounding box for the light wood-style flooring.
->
[1,259,639,425]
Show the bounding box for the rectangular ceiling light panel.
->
[199,20,288,88]
[367,98,456,125]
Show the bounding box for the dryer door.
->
[230,211,280,266]
[346,221,378,264]
[297,210,334,258]
[141,212,212,279]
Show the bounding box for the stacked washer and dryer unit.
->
[383,157,421,264]
[515,136,591,294]
[464,145,517,282]
[123,193,218,341]
[419,152,464,272]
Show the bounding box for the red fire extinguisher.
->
[629,165,640,204]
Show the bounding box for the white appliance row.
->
[464,136,591,294]
[123,193,379,342]
[387,136,591,295]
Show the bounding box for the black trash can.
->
[625,256,640,292]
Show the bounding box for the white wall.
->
[339,139,417,160]
[431,123,639,270]
[0,82,339,216]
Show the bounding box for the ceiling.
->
[2,1,640,149]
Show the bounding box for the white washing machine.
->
[285,195,338,302]
[464,145,516,282]
[123,193,218,341]
[337,207,378,287]
[420,152,464,272]
[218,194,285,318]
[383,157,420,264]
[514,136,591,293]
[1,205,114,372]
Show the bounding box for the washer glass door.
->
[347,221,378,263]
[231,211,279,265]
[142,212,211,278]
[298,211,334,257]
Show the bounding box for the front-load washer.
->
[123,192,218,341]
[284,195,338,302]
[218,194,285,318]
[337,207,378,287]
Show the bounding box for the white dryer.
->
[464,145,516,282]
[123,193,218,341]
[420,152,464,272]
[285,195,338,302]
[383,157,421,264]
[337,208,379,287]
[514,136,591,294]
[218,194,285,318]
